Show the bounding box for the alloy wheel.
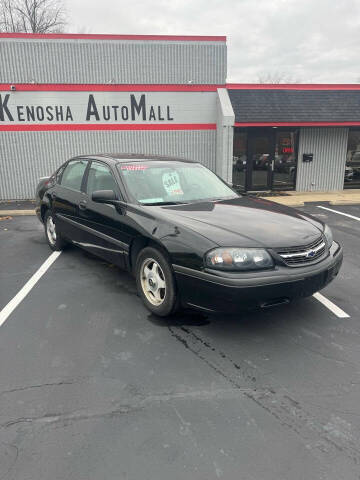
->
[46,215,57,246]
[140,258,166,306]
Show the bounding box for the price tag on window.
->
[162,171,183,196]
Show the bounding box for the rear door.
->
[77,160,129,267]
[53,158,89,242]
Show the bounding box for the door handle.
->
[79,200,87,210]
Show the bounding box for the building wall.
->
[0,35,225,199]
[0,38,226,85]
[0,130,216,199]
[216,88,235,183]
[296,127,348,191]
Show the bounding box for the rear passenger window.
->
[60,160,88,191]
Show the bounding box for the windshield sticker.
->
[162,171,183,196]
[121,165,148,171]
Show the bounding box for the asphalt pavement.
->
[0,203,360,480]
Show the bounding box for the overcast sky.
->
[67,0,360,83]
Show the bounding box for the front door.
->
[247,130,274,190]
[78,160,129,268]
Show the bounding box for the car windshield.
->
[117,161,238,205]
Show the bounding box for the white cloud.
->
[66,0,360,83]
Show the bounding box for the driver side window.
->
[86,162,119,198]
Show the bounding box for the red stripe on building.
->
[0,84,222,92]
[228,83,360,91]
[3,83,358,92]
[234,122,360,127]
[0,33,226,42]
[0,123,217,132]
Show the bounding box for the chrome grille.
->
[276,237,326,266]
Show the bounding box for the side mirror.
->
[92,190,116,203]
[91,190,128,213]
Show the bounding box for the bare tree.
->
[256,71,302,84]
[0,0,67,33]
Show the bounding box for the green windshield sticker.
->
[162,171,183,196]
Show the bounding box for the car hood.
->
[157,196,324,248]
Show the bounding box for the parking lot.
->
[0,203,360,480]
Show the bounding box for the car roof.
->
[73,153,198,165]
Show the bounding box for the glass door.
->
[233,128,298,191]
[247,130,274,190]
[273,131,298,190]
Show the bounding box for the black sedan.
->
[36,154,343,316]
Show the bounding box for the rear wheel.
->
[44,210,67,251]
[136,247,178,317]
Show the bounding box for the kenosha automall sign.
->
[0,88,217,129]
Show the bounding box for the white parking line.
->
[313,292,350,318]
[317,205,360,222]
[0,251,61,327]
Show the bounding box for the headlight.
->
[205,248,274,271]
[324,224,333,247]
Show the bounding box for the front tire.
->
[44,210,67,251]
[135,247,178,317]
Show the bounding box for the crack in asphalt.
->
[0,378,85,396]
[168,325,360,467]
[1,387,255,431]
[2,405,138,429]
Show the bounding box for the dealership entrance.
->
[233,128,298,191]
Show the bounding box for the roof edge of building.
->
[0,83,225,91]
[0,33,226,42]
[234,122,360,127]
[227,83,360,90]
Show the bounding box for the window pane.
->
[345,130,360,189]
[250,134,272,189]
[273,131,297,190]
[87,162,118,196]
[233,131,247,190]
[61,160,87,191]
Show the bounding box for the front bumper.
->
[173,242,343,313]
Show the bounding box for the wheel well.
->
[129,236,171,273]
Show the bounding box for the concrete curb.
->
[259,198,305,207]
[329,200,360,205]
[0,210,36,216]
[261,197,360,207]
